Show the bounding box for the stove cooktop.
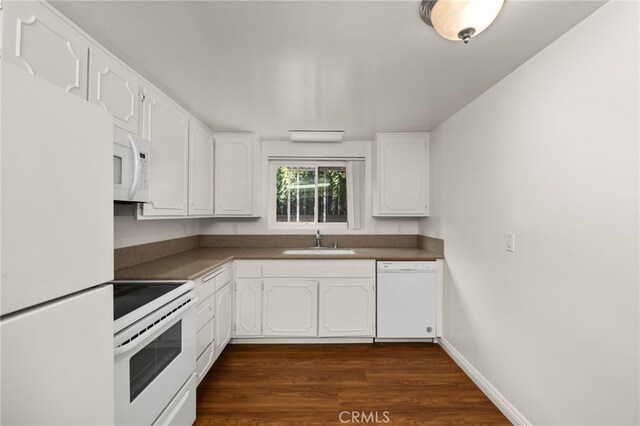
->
[110,280,194,334]
[113,282,185,320]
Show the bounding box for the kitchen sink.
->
[282,248,356,255]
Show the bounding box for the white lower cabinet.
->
[194,263,232,385]
[235,279,262,336]
[318,279,375,337]
[213,284,232,360]
[234,260,376,339]
[262,280,318,337]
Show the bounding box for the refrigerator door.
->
[0,285,114,425]
[1,62,114,315]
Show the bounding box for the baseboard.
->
[374,338,435,343]
[438,337,531,426]
[231,337,374,344]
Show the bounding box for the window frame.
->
[269,159,349,230]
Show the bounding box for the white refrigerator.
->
[1,62,115,424]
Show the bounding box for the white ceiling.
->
[52,0,605,140]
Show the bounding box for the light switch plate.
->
[505,233,515,252]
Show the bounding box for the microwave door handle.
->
[128,134,140,200]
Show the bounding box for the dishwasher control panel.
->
[377,261,437,272]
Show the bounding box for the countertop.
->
[114,247,444,280]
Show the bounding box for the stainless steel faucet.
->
[315,230,322,248]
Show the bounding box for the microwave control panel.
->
[139,154,149,190]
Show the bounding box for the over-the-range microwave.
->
[113,127,150,203]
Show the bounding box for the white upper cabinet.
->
[2,1,89,99]
[189,121,214,216]
[372,133,430,216]
[140,85,190,217]
[214,133,261,217]
[88,47,141,134]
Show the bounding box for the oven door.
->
[114,292,197,426]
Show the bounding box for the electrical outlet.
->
[505,233,515,252]
[375,223,381,234]
[232,224,239,234]
[397,223,403,234]
[182,224,187,235]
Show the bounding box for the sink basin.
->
[282,248,356,255]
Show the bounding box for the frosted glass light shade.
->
[423,0,505,42]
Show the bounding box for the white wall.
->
[113,204,199,249]
[200,139,420,235]
[420,2,639,424]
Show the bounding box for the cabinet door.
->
[88,47,141,134]
[189,121,214,216]
[263,280,317,337]
[374,133,429,216]
[235,279,262,336]
[2,1,89,99]
[214,134,256,216]
[214,284,233,360]
[140,86,189,216]
[318,279,375,337]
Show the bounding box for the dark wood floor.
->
[195,343,508,425]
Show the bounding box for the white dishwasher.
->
[376,261,437,339]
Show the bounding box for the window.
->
[270,159,364,229]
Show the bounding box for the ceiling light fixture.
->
[289,130,344,143]
[419,0,505,44]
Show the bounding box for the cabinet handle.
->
[202,268,222,283]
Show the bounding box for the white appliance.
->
[112,281,197,426]
[376,261,438,339]
[1,63,115,424]
[113,126,150,202]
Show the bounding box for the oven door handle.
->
[114,298,197,357]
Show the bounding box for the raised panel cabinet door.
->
[214,284,233,360]
[88,47,141,134]
[235,279,262,336]
[318,279,375,337]
[2,1,89,98]
[214,134,254,216]
[140,86,189,216]
[262,280,318,337]
[189,121,214,216]
[375,134,428,216]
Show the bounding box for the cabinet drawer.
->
[195,278,215,306]
[196,344,214,385]
[196,294,214,332]
[215,267,233,292]
[235,261,262,278]
[196,318,214,358]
